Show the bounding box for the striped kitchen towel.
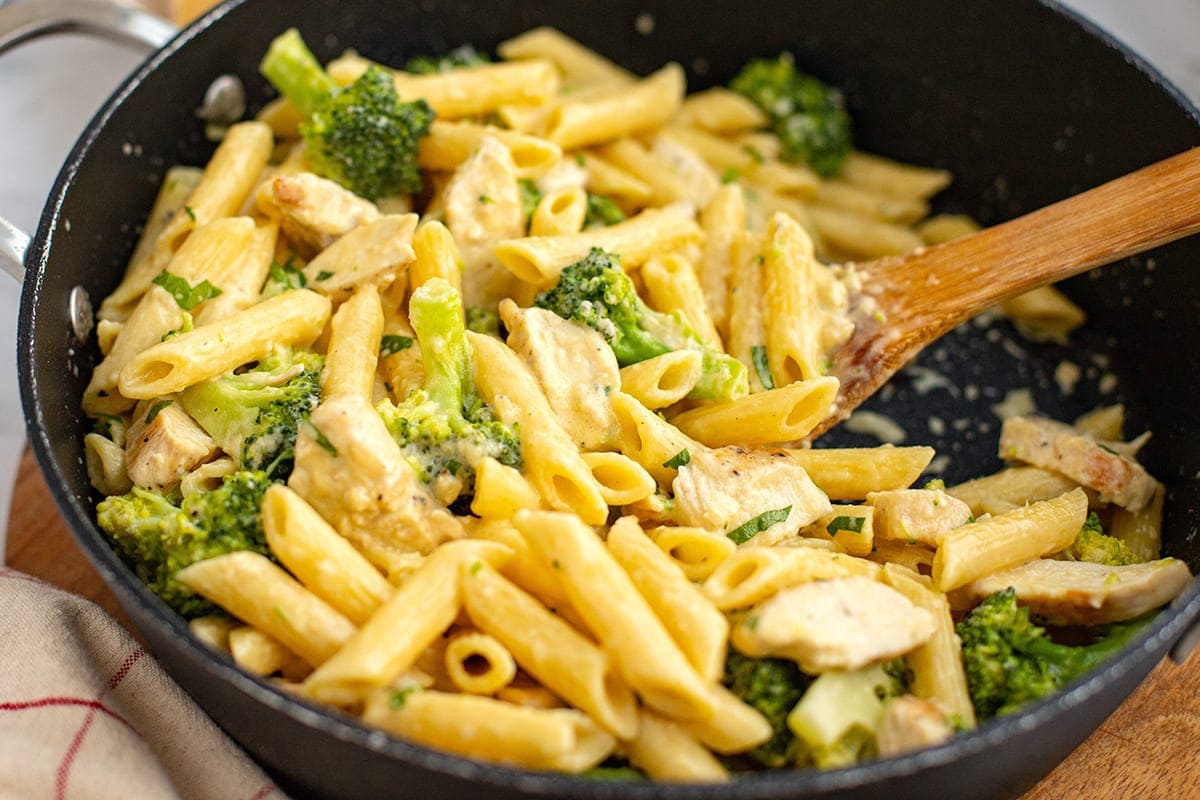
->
[0,568,284,800]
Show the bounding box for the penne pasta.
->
[261,484,393,625]
[671,377,839,447]
[419,120,562,177]
[648,525,737,582]
[545,64,685,150]
[302,540,510,706]
[619,351,703,410]
[362,689,615,773]
[784,446,934,500]
[328,55,561,118]
[462,562,638,738]
[321,284,384,401]
[119,290,331,399]
[494,207,702,286]
[516,510,716,721]
[607,516,729,682]
[498,27,635,88]
[625,710,729,783]
[468,332,609,524]
[702,546,880,610]
[175,551,356,668]
[932,488,1087,592]
[640,253,722,348]
[530,187,588,237]
[443,631,518,695]
[581,452,657,506]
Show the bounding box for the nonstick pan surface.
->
[16,1,1200,798]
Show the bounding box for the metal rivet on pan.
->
[68,286,94,345]
[197,75,246,126]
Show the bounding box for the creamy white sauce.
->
[844,411,907,444]
[990,388,1037,420]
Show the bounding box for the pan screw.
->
[198,75,246,130]
[68,286,94,345]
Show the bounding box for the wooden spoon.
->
[810,146,1200,439]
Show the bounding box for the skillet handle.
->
[0,0,177,282]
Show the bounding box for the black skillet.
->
[3,0,1200,798]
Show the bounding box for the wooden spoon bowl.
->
[813,146,1200,438]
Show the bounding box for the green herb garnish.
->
[309,423,338,456]
[663,448,691,469]
[727,506,792,545]
[145,399,172,425]
[380,334,415,356]
[826,515,865,536]
[152,270,222,311]
[751,345,775,390]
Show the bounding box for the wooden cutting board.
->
[7,448,1199,798]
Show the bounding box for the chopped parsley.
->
[389,686,419,709]
[152,270,223,311]
[663,448,691,469]
[518,178,542,222]
[314,270,334,282]
[826,515,865,536]
[161,310,194,341]
[466,306,501,336]
[727,506,792,545]
[741,144,766,164]
[182,205,196,222]
[308,422,338,456]
[751,345,775,390]
[144,399,172,425]
[583,194,626,228]
[721,167,741,184]
[380,334,415,357]
[404,45,490,75]
[262,257,307,296]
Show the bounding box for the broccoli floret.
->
[404,44,490,75]
[583,194,626,229]
[465,306,501,336]
[260,28,434,200]
[730,54,853,177]
[518,178,542,224]
[376,278,520,503]
[787,660,907,769]
[957,587,1154,719]
[97,470,272,617]
[260,256,308,299]
[1061,512,1141,566]
[533,248,747,401]
[723,651,813,768]
[178,348,324,481]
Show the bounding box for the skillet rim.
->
[16,0,1200,795]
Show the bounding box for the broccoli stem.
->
[408,278,471,421]
[1027,617,1152,683]
[694,349,748,401]
[259,28,340,118]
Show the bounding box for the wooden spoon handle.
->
[874,146,1200,336]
